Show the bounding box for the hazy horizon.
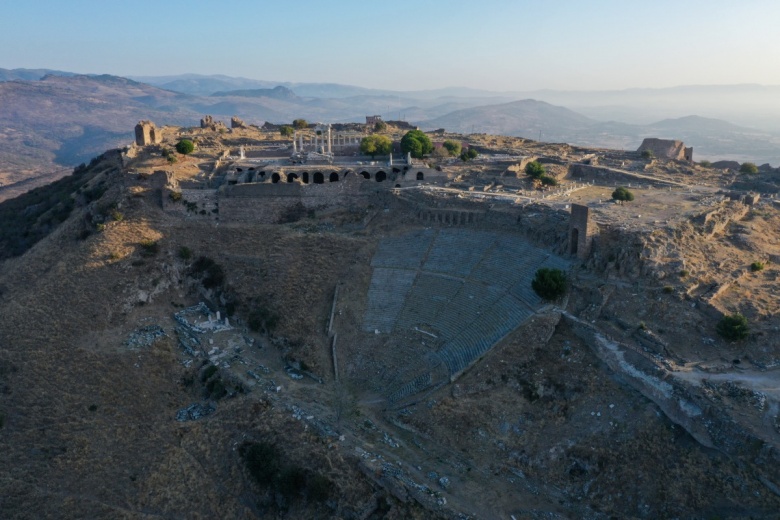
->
[3,0,780,92]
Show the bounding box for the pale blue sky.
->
[1,0,778,91]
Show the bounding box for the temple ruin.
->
[134,120,163,146]
[637,137,693,162]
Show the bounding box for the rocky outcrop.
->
[230,116,247,129]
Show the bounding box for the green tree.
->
[280,125,294,137]
[539,174,558,186]
[525,161,545,178]
[640,149,655,160]
[699,160,712,168]
[442,140,462,157]
[401,130,433,159]
[716,313,749,341]
[175,139,195,155]
[292,119,308,130]
[612,186,635,202]
[360,135,392,158]
[374,120,387,132]
[532,268,567,301]
[740,162,758,174]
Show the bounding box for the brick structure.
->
[569,204,596,259]
[134,121,163,146]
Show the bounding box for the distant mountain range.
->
[2,68,780,200]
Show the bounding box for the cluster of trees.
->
[532,268,567,301]
[524,161,557,186]
[460,148,478,162]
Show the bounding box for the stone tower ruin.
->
[569,204,596,259]
[134,121,163,146]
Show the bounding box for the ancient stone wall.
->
[134,121,162,146]
[637,138,692,162]
[569,204,596,259]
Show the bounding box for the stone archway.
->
[360,171,371,180]
[376,171,387,182]
[287,173,299,183]
[329,172,339,182]
[271,173,281,183]
[313,172,324,184]
[302,172,309,184]
[416,171,424,180]
[570,228,579,255]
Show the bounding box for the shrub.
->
[279,125,294,137]
[443,140,462,157]
[640,149,655,160]
[167,155,178,164]
[360,135,392,158]
[373,120,387,132]
[240,441,281,487]
[531,268,567,301]
[178,246,192,260]
[292,119,308,130]
[539,174,558,186]
[110,210,124,222]
[716,313,749,341]
[169,191,182,202]
[739,162,758,174]
[525,161,545,178]
[190,256,225,288]
[699,160,712,168]
[612,186,635,202]
[679,269,689,277]
[750,261,764,272]
[176,139,195,155]
[139,239,159,257]
[307,474,332,502]
[662,285,674,294]
[277,466,307,499]
[248,305,279,334]
[201,364,218,382]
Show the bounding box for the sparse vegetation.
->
[175,139,195,155]
[716,313,749,341]
[663,285,674,294]
[612,186,635,202]
[400,130,433,159]
[373,120,387,132]
[699,160,712,168]
[531,268,567,301]
[641,149,655,160]
[360,135,392,158]
[168,191,182,202]
[679,269,690,277]
[525,161,545,178]
[739,162,758,174]
[247,304,279,334]
[750,261,764,272]
[539,174,558,186]
[279,125,294,137]
[178,246,192,260]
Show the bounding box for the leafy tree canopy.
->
[280,125,294,137]
[612,186,635,202]
[360,135,392,158]
[525,161,545,178]
[716,313,749,341]
[401,130,433,159]
[176,139,195,155]
[292,119,308,130]
[532,268,567,301]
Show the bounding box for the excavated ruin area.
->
[2,130,780,519]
